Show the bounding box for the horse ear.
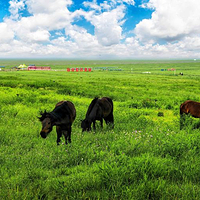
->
[38,116,42,121]
[38,111,43,121]
[38,110,47,121]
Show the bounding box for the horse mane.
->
[38,110,51,121]
[86,97,99,117]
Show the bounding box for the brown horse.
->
[39,101,76,145]
[81,97,114,132]
[180,100,200,129]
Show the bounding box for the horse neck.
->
[50,107,64,121]
[86,103,99,121]
[48,112,58,123]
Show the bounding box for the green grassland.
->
[0,60,200,199]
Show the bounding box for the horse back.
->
[55,101,76,123]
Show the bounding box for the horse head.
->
[81,119,92,132]
[38,111,54,138]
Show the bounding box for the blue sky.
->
[0,0,200,59]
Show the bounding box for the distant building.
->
[17,64,27,70]
[28,65,51,70]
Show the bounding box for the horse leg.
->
[93,121,96,130]
[63,130,68,145]
[110,114,114,128]
[63,126,71,145]
[100,118,103,128]
[56,126,62,145]
[180,113,186,130]
[67,126,72,143]
[104,114,114,128]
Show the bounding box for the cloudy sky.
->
[0,0,200,59]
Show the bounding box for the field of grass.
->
[1,60,200,199]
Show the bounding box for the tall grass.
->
[0,60,200,199]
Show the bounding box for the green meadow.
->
[0,60,200,199]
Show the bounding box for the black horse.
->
[81,97,114,132]
[39,101,76,145]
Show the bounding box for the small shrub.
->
[158,112,164,117]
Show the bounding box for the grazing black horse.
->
[81,97,114,132]
[180,100,200,129]
[39,101,76,145]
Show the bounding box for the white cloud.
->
[110,0,135,6]
[80,4,126,46]
[65,25,98,48]
[174,36,200,52]
[100,2,112,10]
[0,0,200,59]
[1,0,73,45]
[83,0,101,11]
[121,0,135,6]
[9,0,25,20]
[19,0,73,31]
[135,0,200,43]
[83,0,135,11]
[1,0,128,57]
[26,0,72,14]
[27,29,50,42]
[0,23,14,43]
[92,7,125,46]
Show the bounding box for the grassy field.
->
[0,60,200,199]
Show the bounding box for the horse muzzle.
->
[82,128,86,132]
[40,131,47,138]
[82,127,91,132]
